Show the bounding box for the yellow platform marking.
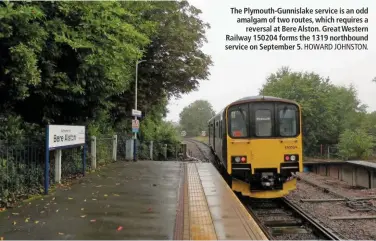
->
[183,164,190,240]
[198,163,268,240]
[187,163,218,240]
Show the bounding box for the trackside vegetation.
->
[0,1,212,207]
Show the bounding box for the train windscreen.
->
[229,105,248,137]
[278,104,298,137]
[228,102,299,138]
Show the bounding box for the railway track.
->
[240,196,343,240]
[183,138,210,162]
[185,139,342,240]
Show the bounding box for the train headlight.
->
[284,154,299,162]
[232,156,247,163]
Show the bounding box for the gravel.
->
[286,174,376,240]
[183,139,214,162]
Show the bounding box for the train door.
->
[251,102,275,137]
[209,122,214,147]
[213,120,216,151]
[217,119,222,159]
[250,102,280,168]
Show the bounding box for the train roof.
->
[229,96,298,105]
[207,96,299,123]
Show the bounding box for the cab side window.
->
[229,106,248,138]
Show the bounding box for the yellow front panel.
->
[227,136,303,174]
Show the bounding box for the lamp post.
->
[134,60,146,162]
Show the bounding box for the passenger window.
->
[229,106,248,137]
[279,106,297,136]
[255,110,272,137]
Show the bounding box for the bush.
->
[338,128,375,160]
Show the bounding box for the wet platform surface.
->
[0,161,268,240]
[0,161,182,240]
[180,163,268,240]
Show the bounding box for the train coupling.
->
[260,172,275,187]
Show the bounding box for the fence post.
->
[54,149,62,183]
[149,141,153,160]
[327,145,330,159]
[164,144,167,160]
[113,134,117,161]
[91,136,97,170]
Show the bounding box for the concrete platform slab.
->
[0,161,182,240]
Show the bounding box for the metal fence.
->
[49,146,90,182]
[96,136,115,165]
[309,144,340,159]
[0,139,44,205]
[309,144,376,160]
[117,136,180,161]
[0,133,180,208]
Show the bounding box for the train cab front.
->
[226,98,303,198]
[230,153,302,199]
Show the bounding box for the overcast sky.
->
[165,0,375,122]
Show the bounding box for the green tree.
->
[110,1,213,125]
[260,67,366,155]
[179,100,215,137]
[361,112,376,136]
[0,1,212,129]
[0,1,153,125]
[338,128,375,160]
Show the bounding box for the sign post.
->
[132,119,140,133]
[132,109,141,162]
[132,109,142,118]
[44,125,86,195]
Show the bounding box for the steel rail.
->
[184,138,209,162]
[282,197,342,240]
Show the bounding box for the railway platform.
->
[304,158,376,189]
[0,160,267,240]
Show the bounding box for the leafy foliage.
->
[110,1,213,124]
[179,100,215,137]
[260,67,371,156]
[361,112,376,136]
[338,129,375,160]
[0,1,211,206]
[0,1,211,126]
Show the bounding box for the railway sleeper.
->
[264,219,303,227]
[271,226,309,235]
[255,211,292,216]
